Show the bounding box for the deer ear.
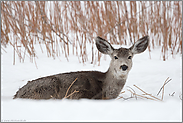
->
[95,36,114,55]
[130,35,149,54]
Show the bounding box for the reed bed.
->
[1,1,182,65]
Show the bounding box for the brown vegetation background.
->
[1,1,182,66]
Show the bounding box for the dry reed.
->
[1,1,182,66]
[64,78,78,99]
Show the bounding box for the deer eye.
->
[114,56,118,59]
[128,56,132,59]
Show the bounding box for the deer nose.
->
[121,65,128,71]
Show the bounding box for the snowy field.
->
[1,43,182,122]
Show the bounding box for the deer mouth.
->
[121,71,128,75]
[114,68,128,76]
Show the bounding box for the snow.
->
[1,44,182,122]
[1,99,181,122]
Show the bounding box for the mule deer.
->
[14,35,149,100]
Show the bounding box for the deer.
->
[14,35,149,100]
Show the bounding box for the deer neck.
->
[102,67,128,99]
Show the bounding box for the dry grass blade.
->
[116,96,133,100]
[169,92,175,96]
[157,77,172,96]
[116,91,126,100]
[120,91,125,94]
[161,78,172,101]
[127,86,137,100]
[1,47,7,53]
[127,89,157,101]
[64,78,78,99]
[64,90,79,99]
[133,84,161,101]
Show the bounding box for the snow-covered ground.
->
[1,43,182,122]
